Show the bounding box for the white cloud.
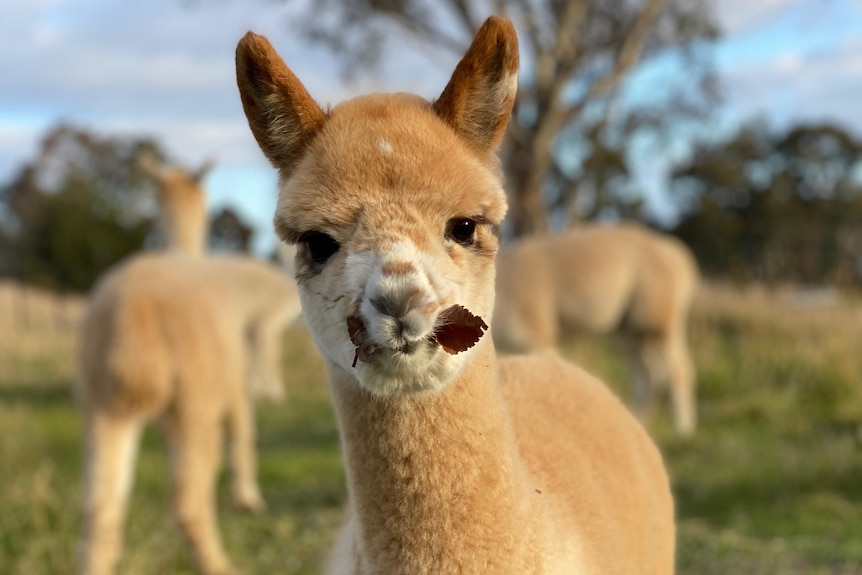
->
[0,0,354,173]
[723,36,862,135]
[713,0,807,35]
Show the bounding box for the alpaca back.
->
[78,253,242,417]
[494,224,697,350]
[624,227,698,335]
[197,256,301,323]
[499,354,675,574]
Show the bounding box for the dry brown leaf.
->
[347,315,378,367]
[433,304,488,354]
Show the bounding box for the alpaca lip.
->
[346,305,487,367]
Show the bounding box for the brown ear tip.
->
[236,31,271,58]
[476,17,519,66]
[480,16,517,40]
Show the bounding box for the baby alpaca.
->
[494,225,699,435]
[237,16,675,574]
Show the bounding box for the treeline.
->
[0,124,255,293]
[3,120,862,293]
[669,122,862,286]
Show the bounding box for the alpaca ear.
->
[433,17,519,155]
[235,32,326,173]
[192,157,216,183]
[137,150,164,181]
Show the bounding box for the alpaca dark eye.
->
[446,218,477,246]
[299,231,340,264]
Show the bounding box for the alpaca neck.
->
[327,340,540,572]
[161,212,206,256]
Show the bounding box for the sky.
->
[1,0,861,254]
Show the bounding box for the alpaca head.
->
[237,17,518,396]
[139,153,213,213]
[139,153,213,252]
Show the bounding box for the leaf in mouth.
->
[432,304,488,354]
[347,315,378,367]
[345,304,487,367]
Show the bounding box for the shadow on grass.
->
[264,478,346,514]
[0,379,73,407]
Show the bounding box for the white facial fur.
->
[297,237,476,396]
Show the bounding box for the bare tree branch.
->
[589,0,670,99]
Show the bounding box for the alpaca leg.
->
[246,316,287,402]
[621,334,656,424]
[80,411,143,575]
[164,411,235,575]
[226,391,265,512]
[664,330,697,436]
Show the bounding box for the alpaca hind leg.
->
[226,391,265,512]
[164,411,236,575]
[664,331,697,436]
[246,315,287,402]
[80,412,143,575]
[621,334,658,424]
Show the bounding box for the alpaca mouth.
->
[346,305,488,368]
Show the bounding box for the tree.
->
[0,124,165,292]
[671,122,862,285]
[208,207,255,253]
[272,0,718,235]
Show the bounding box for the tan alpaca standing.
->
[494,224,699,435]
[138,154,293,399]
[78,163,301,573]
[237,17,675,575]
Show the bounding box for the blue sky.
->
[1,0,860,254]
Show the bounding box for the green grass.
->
[2,285,862,573]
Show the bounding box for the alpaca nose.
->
[368,288,430,344]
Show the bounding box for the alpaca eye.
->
[446,218,477,246]
[299,231,340,264]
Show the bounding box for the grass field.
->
[1,283,862,574]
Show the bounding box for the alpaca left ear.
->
[433,17,519,156]
[137,150,165,181]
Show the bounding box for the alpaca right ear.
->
[433,17,519,156]
[192,157,216,183]
[235,32,327,173]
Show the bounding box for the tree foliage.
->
[208,206,255,253]
[275,0,719,235]
[0,124,163,292]
[671,122,862,285]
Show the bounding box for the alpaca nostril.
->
[370,294,409,319]
[370,296,392,317]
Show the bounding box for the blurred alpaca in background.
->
[493,224,699,435]
[78,156,302,574]
[137,153,297,399]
